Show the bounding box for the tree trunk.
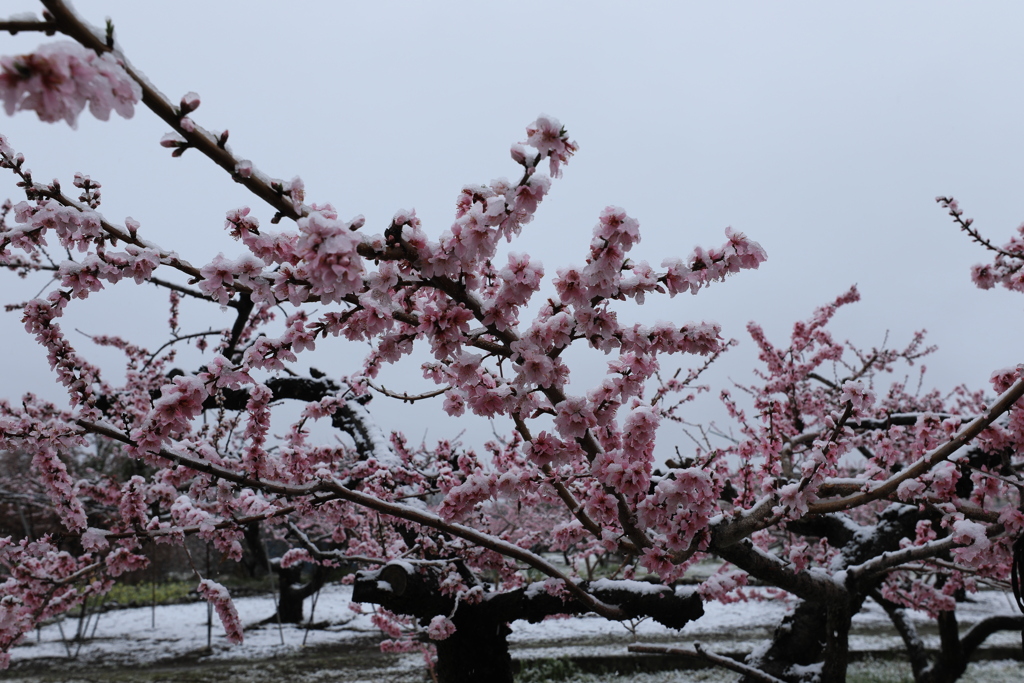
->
[434,606,514,683]
[821,601,852,683]
[273,561,326,623]
[352,562,703,683]
[742,599,828,683]
[241,521,270,579]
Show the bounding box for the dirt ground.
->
[3,637,426,683]
[5,641,1022,683]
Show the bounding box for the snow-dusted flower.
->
[0,41,141,128]
[426,615,457,640]
[197,579,243,644]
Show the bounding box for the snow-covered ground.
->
[5,584,1022,682]
[11,584,382,668]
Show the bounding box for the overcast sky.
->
[2,1,1022,450]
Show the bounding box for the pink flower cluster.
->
[197,579,244,644]
[0,42,140,128]
[1,537,109,666]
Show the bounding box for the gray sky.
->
[2,1,1022,450]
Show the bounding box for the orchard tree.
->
[629,284,1024,683]
[0,4,1022,683]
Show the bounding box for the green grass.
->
[847,657,914,683]
[100,581,196,608]
[516,658,586,682]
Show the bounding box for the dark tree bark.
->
[741,600,828,682]
[353,562,704,683]
[876,592,1024,683]
[721,505,927,683]
[272,560,327,623]
[240,521,270,579]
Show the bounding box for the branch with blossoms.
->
[807,372,1024,515]
[75,417,626,619]
[938,196,1024,292]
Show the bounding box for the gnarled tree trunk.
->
[353,562,704,683]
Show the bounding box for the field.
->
[4,584,1021,682]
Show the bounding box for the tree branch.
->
[846,535,960,584]
[961,614,1024,658]
[809,373,1024,514]
[629,643,788,683]
[74,418,625,619]
[0,19,58,35]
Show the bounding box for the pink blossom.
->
[523,114,578,177]
[524,431,580,468]
[197,579,243,644]
[80,528,109,551]
[295,209,364,303]
[279,548,314,568]
[426,615,457,641]
[0,42,141,128]
[105,547,149,577]
[131,375,207,455]
[839,380,874,414]
[553,396,597,440]
[946,519,991,568]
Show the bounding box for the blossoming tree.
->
[1,3,1022,683]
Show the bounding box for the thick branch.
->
[846,535,959,583]
[871,591,931,680]
[713,539,840,602]
[0,19,58,35]
[809,374,1024,514]
[961,614,1024,658]
[355,562,701,628]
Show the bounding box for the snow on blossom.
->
[552,266,590,307]
[926,460,960,499]
[639,545,683,582]
[130,375,207,456]
[200,355,252,390]
[426,615,457,640]
[123,245,161,283]
[295,209,364,304]
[523,114,578,177]
[593,448,650,499]
[32,446,87,532]
[698,564,750,602]
[437,472,495,522]
[180,90,200,113]
[0,41,141,128]
[839,380,874,414]
[0,534,119,659]
[169,495,213,529]
[12,199,104,252]
[118,475,150,528]
[553,396,597,440]
[198,253,242,305]
[242,383,274,480]
[950,518,991,565]
[989,365,1023,393]
[279,548,314,569]
[896,477,926,502]
[524,431,580,468]
[105,547,149,577]
[197,579,243,644]
[79,527,109,551]
[483,252,544,331]
[661,228,766,296]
